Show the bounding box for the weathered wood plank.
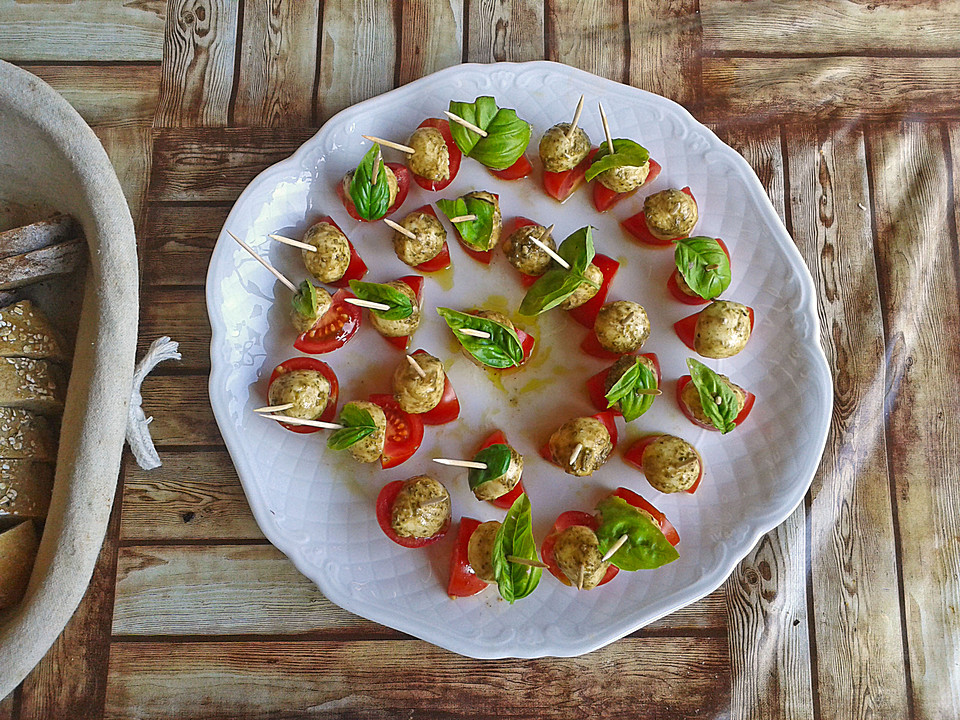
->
[95,125,154,236]
[626,0,699,107]
[786,123,909,720]
[139,287,209,372]
[701,58,960,122]
[0,0,165,61]
[868,122,960,719]
[149,128,316,202]
[466,0,544,62]
[701,0,960,55]
[0,691,13,719]
[143,375,222,446]
[156,0,240,127]
[397,0,463,86]
[104,638,730,719]
[545,0,625,82]
[316,0,397,123]
[121,450,262,541]
[234,0,320,126]
[141,203,228,287]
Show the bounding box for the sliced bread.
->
[0,407,56,460]
[0,357,64,415]
[0,460,54,526]
[0,300,66,362]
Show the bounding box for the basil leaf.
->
[468,443,513,492]
[585,139,650,182]
[348,280,414,321]
[292,280,319,319]
[605,358,658,422]
[518,227,598,316]
[436,307,524,369]
[595,496,679,571]
[349,144,392,221]
[327,405,377,451]
[674,237,731,300]
[491,493,542,603]
[557,226,595,275]
[436,195,496,251]
[448,97,531,170]
[686,358,739,433]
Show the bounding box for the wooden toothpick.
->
[444,110,488,137]
[601,533,629,562]
[448,214,478,223]
[227,231,298,294]
[598,101,614,154]
[262,414,344,430]
[705,264,721,271]
[670,458,701,476]
[269,233,316,252]
[528,224,569,270]
[577,564,585,591]
[569,442,584,466]
[635,388,663,396]
[362,135,414,154]
[506,556,549,569]
[433,458,487,470]
[567,94,585,138]
[459,328,491,339]
[254,403,294,414]
[420,495,448,507]
[344,297,391,311]
[384,217,417,240]
[370,146,382,184]
[406,354,427,378]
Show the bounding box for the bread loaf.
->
[0,460,54,527]
[0,408,56,460]
[0,520,39,610]
[0,300,66,362]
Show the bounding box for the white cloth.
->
[126,336,181,470]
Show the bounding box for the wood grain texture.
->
[0,0,165,61]
[626,0,699,107]
[141,203,229,286]
[701,0,960,55]
[234,0,320,126]
[546,0,626,82]
[397,0,463,86]
[156,0,240,127]
[0,691,13,720]
[149,128,317,201]
[316,0,396,123]
[95,125,154,236]
[786,123,909,720]
[103,638,731,720]
[139,288,209,371]
[121,450,263,541]
[868,122,960,719]
[143,376,222,446]
[466,0,544,62]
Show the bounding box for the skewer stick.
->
[567,94,585,138]
[269,233,316,252]
[601,533,629,562]
[506,556,549,569]
[459,328,491,339]
[227,231,298,294]
[344,297,391,311]
[406,354,427,378]
[384,217,417,240]
[670,458,701,476]
[421,495,448,507]
[528,224,569,270]
[577,564,585,591]
[433,458,487,470]
[705,263,721,271]
[362,135,414,154]
[598,101,615,155]
[444,110,488,137]
[635,388,663,396]
[448,214,478,223]
[254,403,294,414]
[371,146,382,184]
[569,442,584,466]
[262,414,343,430]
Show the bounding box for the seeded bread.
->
[0,408,55,460]
[0,357,64,415]
[0,461,54,527]
[0,521,38,610]
[0,301,66,362]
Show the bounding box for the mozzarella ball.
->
[467,520,501,583]
[594,301,650,354]
[539,123,591,173]
[342,400,386,463]
[596,161,650,193]
[553,525,609,590]
[644,189,698,240]
[393,352,445,414]
[558,262,603,310]
[694,300,752,358]
[642,435,701,493]
[472,445,523,502]
[390,475,451,538]
[407,126,449,182]
[548,416,612,477]
[268,370,331,420]
[680,374,746,426]
[290,285,333,334]
[502,224,555,276]
[301,221,351,284]
[368,280,421,338]
[463,191,502,251]
[392,210,445,267]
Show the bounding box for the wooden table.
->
[2,1,958,718]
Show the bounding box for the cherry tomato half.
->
[567,254,620,328]
[447,518,490,598]
[585,353,661,416]
[516,326,536,366]
[541,511,620,588]
[369,393,424,469]
[489,154,533,181]
[609,486,681,544]
[314,216,368,287]
[580,330,629,361]
[412,118,462,192]
[294,288,362,355]
[380,275,425,352]
[409,348,460,426]
[675,374,755,432]
[267,358,339,433]
[591,158,662,213]
[623,435,704,496]
[621,186,696,248]
[474,429,525,509]
[543,148,598,203]
[376,479,450,548]
[337,162,411,222]
[674,305,755,353]
[666,238,731,306]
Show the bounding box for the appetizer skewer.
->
[336,143,411,222]
[540,411,617,477]
[437,191,502,264]
[667,237,732,305]
[265,357,340,434]
[621,187,699,248]
[676,358,755,433]
[624,435,705,494]
[586,103,662,212]
[376,475,451,547]
[674,300,755,359]
[585,353,662,421]
[540,95,597,203]
[437,307,535,369]
[328,394,424,468]
[445,97,533,180]
[581,300,651,359]
[363,116,462,192]
[386,205,452,272]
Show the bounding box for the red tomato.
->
[267,358,339,434]
[567,254,620,328]
[667,238,730,305]
[415,241,452,273]
[623,435,704,496]
[610,486,681,545]
[294,288,361,355]
[585,353,661,415]
[540,511,620,588]
[447,517,490,597]
[542,148,598,203]
[376,479,449,548]
[591,158,662,213]
[411,118,461,192]
[674,305,755,353]
[516,326,536,365]
[408,348,460,426]
[472,429,525,509]
[378,275,425,352]
[312,216,368,287]
[489,154,533,181]
[369,393,424,469]
[675,374,755,432]
[580,330,626,361]
[621,186,695,248]
[337,162,411,222]
[539,410,618,466]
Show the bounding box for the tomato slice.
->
[336,162,411,222]
[623,435,704,496]
[567,254,620,328]
[447,518,490,598]
[621,186,696,248]
[471,430,525,508]
[676,374,755,432]
[610,486,680,546]
[312,216,368,287]
[591,158,662,213]
[267,358,339,433]
[516,326,536,365]
[369,393,424,469]
[667,238,730,305]
[412,118,462,192]
[409,348,460,426]
[580,330,627,361]
[376,479,450,548]
[674,304,755,353]
[489,154,533,181]
[542,148,598,203]
[378,275,425,352]
[541,511,620,588]
[539,410,618,466]
[585,353,661,415]
[294,288,361,354]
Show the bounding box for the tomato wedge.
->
[539,410,618,465]
[447,518,490,598]
[624,435,704,496]
[489,154,533,181]
[541,511,620,588]
[516,326,536,365]
[472,429,526,509]
[311,216,368,287]
[294,288,361,354]
[621,186,696,248]
[676,374,755,432]
[267,358,339,433]
[380,275,425,352]
[412,118,461,192]
[610,486,680,545]
[337,162,411,222]
[567,254,620,328]
[585,353,661,415]
[408,348,460,426]
[543,148,598,203]
[667,238,730,305]
[591,158,662,213]
[580,330,628,361]
[674,305,755,353]
[369,393,424,469]
[376,479,450,548]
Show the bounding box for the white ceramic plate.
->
[207,61,831,659]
